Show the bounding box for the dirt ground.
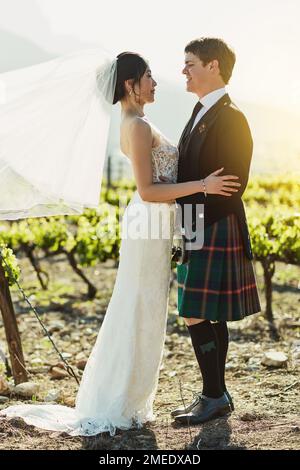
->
[0,254,299,450]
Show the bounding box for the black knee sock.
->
[212,321,229,392]
[187,320,223,398]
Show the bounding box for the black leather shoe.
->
[225,390,234,411]
[171,390,234,417]
[170,392,202,418]
[174,393,231,425]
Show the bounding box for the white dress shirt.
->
[190,87,227,132]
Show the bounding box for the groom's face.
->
[182,52,212,96]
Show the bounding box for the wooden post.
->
[261,258,279,341]
[0,262,28,384]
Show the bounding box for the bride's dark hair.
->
[113,52,148,104]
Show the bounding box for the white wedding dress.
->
[0,125,179,437]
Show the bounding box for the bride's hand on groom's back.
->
[204,167,241,197]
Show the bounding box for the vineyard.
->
[1,176,299,328]
[0,175,299,450]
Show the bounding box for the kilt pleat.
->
[177,213,261,321]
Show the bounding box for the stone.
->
[44,389,61,402]
[0,395,9,404]
[63,396,75,407]
[48,322,65,334]
[247,357,261,370]
[0,375,10,396]
[291,343,300,361]
[30,358,43,365]
[76,359,87,370]
[75,352,86,361]
[168,371,177,377]
[14,381,39,398]
[28,366,50,374]
[50,367,69,380]
[59,329,71,338]
[61,352,72,360]
[261,351,288,368]
[225,361,238,370]
[72,336,81,343]
[85,328,94,336]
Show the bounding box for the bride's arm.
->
[127,118,240,203]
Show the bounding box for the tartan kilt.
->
[177,213,261,321]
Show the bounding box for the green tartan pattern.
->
[177,214,261,321]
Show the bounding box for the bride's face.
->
[134,67,157,104]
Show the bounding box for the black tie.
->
[178,101,204,149]
[185,101,204,137]
[189,101,204,132]
[193,100,204,116]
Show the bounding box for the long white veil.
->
[0,49,175,438]
[0,48,117,220]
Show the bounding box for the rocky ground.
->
[0,254,299,450]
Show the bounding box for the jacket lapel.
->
[187,93,231,153]
[177,94,231,182]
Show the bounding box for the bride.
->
[0,51,240,436]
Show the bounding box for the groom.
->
[172,38,260,424]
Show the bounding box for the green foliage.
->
[0,242,20,286]
[0,177,299,293]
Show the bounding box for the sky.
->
[1,0,300,116]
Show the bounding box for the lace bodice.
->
[122,119,179,184]
[151,134,179,184]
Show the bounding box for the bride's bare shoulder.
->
[120,116,152,156]
[123,116,151,137]
[120,116,153,157]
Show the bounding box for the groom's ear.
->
[208,59,220,74]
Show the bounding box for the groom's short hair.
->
[185,38,236,84]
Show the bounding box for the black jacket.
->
[176,93,253,260]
